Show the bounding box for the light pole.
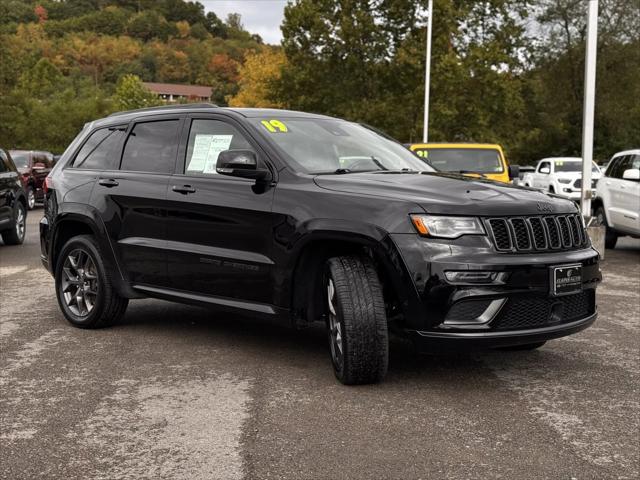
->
[580,0,599,220]
[422,0,433,143]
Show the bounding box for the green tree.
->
[113,73,161,110]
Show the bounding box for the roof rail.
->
[107,103,219,117]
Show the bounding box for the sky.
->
[200,0,288,45]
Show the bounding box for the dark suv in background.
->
[40,104,601,384]
[10,149,54,209]
[0,148,27,245]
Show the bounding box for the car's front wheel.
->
[594,206,618,249]
[55,235,128,328]
[325,255,388,385]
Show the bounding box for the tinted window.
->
[185,119,254,175]
[10,152,29,169]
[121,120,179,173]
[631,155,640,170]
[554,160,599,173]
[74,127,125,170]
[0,150,7,173]
[608,156,627,179]
[539,162,551,172]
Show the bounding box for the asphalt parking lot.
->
[1,209,639,479]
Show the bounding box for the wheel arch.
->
[285,229,414,328]
[51,213,138,298]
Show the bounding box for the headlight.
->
[410,215,485,238]
[557,178,572,184]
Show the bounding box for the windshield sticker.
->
[187,134,233,174]
[261,119,288,133]
[415,149,428,158]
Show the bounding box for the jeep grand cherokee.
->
[40,104,601,385]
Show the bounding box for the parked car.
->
[407,143,519,184]
[0,148,27,245]
[512,165,535,186]
[522,157,602,200]
[9,149,54,209]
[40,105,601,384]
[592,149,640,248]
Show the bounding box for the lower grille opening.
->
[492,290,595,331]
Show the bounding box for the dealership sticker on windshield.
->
[261,119,288,133]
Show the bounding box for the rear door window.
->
[73,127,126,170]
[120,120,180,173]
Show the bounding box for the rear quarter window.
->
[73,127,125,170]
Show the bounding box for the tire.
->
[26,187,35,210]
[55,235,128,328]
[325,255,388,385]
[497,341,546,351]
[594,206,618,249]
[1,202,26,245]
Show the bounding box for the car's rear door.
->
[605,155,630,229]
[165,114,276,307]
[92,115,183,288]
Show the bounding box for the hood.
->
[314,172,577,216]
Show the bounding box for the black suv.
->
[0,148,27,245]
[40,105,601,384]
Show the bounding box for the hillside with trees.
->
[1,0,638,164]
[0,0,263,152]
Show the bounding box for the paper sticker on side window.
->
[187,134,233,174]
[261,119,288,133]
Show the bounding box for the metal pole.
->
[580,0,599,220]
[422,0,433,143]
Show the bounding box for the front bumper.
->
[389,233,601,347]
[408,312,596,351]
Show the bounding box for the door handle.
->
[172,185,196,194]
[98,178,119,187]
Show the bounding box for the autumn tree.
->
[229,48,286,108]
[113,74,161,110]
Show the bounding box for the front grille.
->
[492,290,594,331]
[486,214,587,252]
[573,178,582,189]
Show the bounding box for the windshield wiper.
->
[452,170,488,178]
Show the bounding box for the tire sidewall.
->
[55,236,107,327]
[324,267,347,380]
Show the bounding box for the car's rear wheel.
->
[325,255,388,385]
[1,202,26,245]
[55,235,128,328]
[26,187,35,210]
[497,341,546,351]
[594,206,618,249]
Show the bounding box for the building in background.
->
[143,82,213,103]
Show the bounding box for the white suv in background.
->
[593,150,640,249]
[522,157,602,200]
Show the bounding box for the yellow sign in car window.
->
[414,149,428,158]
[261,119,288,133]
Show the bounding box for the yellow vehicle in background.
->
[408,143,517,184]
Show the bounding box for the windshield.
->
[413,148,503,173]
[250,118,433,174]
[10,152,29,168]
[554,160,599,173]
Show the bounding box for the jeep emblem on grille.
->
[536,202,553,212]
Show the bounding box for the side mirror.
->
[33,162,46,170]
[540,167,550,174]
[508,164,520,180]
[216,150,271,181]
[622,168,640,181]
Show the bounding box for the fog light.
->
[563,187,572,193]
[444,271,508,285]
